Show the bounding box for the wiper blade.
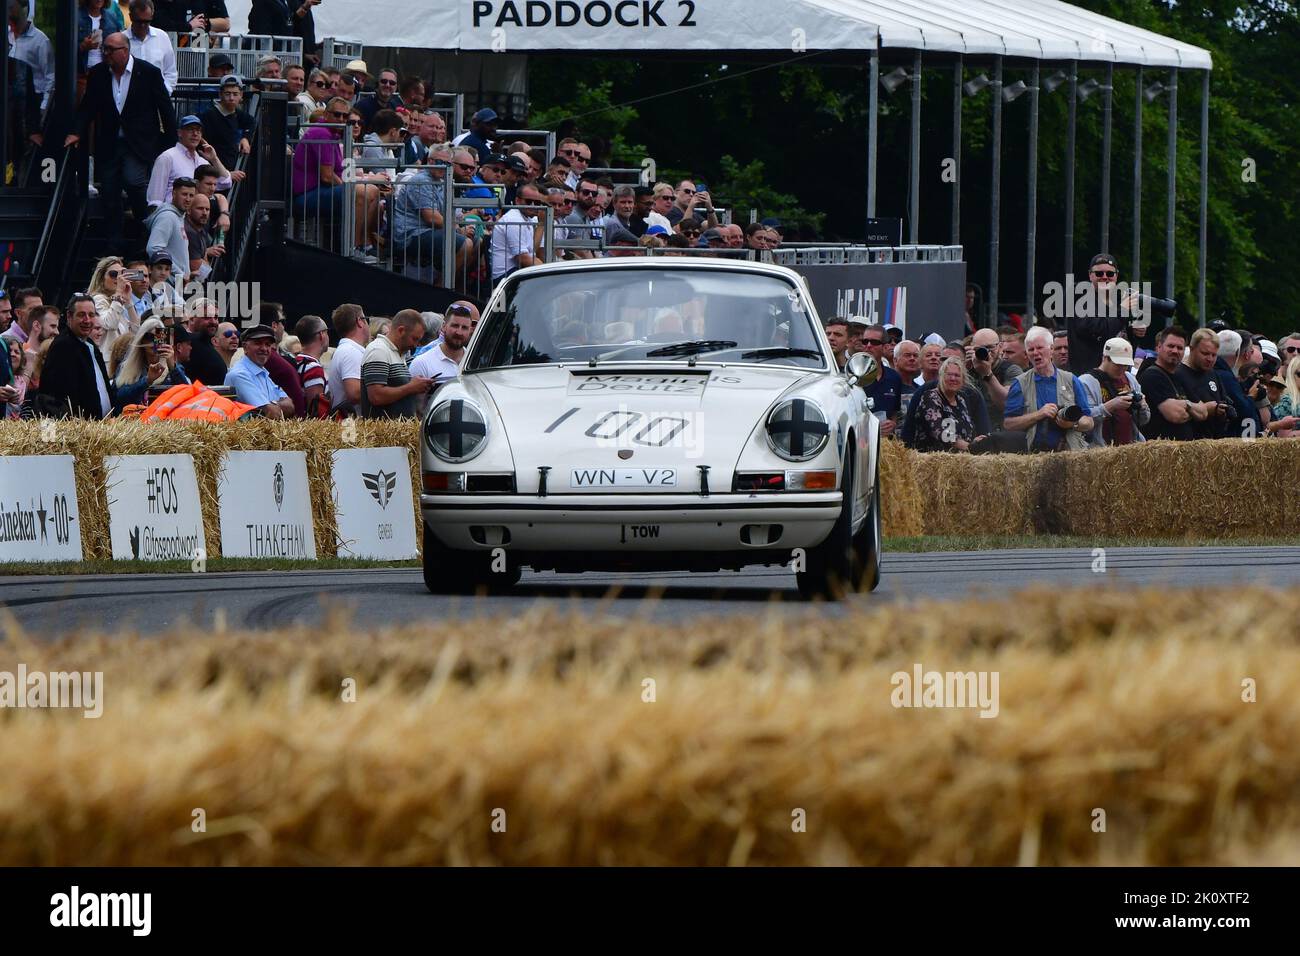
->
[739,347,824,360]
[644,339,738,357]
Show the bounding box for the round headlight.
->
[425,399,488,462]
[766,398,830,461]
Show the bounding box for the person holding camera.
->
[1215,329,1264,437]
[1066,253,1152,374]
[1078,338,1149,447]
[1002,326,1095,452]
[112,319,191,412]
[1176,328,1238,440]
[965,327,1021,429]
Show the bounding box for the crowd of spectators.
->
[840,252,1300,452]
[290,93,786,289]
[0,270,477,421]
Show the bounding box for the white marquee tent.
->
[221,0,1213,320]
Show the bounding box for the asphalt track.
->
[2,546,1298,638]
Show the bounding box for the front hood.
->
[468,365,817,493]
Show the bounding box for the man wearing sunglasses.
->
[1066,252,1145,375]
[358,68,404,127]
[557,140,590,189]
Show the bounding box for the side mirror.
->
[845,352,880,388]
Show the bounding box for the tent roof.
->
[222,0,1212,70]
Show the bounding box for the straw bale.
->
[1,587,1297,865]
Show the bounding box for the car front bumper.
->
[420,492,842,553]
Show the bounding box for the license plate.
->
[570,468,678,489]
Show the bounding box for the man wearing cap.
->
[147,114,233,208]
[207,53,234,80]
[225,326,295,420]
[453,108,499,161]
[146,177,197,280]
[1078,338,1149,447]
[201,75,255,170]
[1066,252,1149,375]
[124,1,177,92]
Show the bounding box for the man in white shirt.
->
[410,305,472,399]
[126,0,177,93]
[7,2,53,110]
[489,184,547,287]
[147,115,233,208]
[325,302,370,414]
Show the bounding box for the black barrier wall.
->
[793,261,967,341]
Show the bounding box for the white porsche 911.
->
[419,257,883,598]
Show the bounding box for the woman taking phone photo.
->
[87,255,142,360]
[112,319,190,412]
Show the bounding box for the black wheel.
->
[423,521,521,594]
[797,453,870,600]
[855,457,882,593]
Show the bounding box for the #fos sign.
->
[105,455,206,561]
[0,455,81,562]
[331,448,418,560]
[217,452,317,559]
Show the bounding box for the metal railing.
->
[321,37,364,72]
[426,93,465,143]
[169,33,304,82]
[769,245,964,266]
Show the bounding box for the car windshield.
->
[466,267,828,372]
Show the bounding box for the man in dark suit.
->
[65,32,176,253]
[38,295,116,419]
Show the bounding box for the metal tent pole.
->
[1101,62,1113,248]
[868,49,879,224]
[951,56,962,245]
[1026,62,1040,324]
[909,51,922,244]
[1198,70,1209,327]
[1064,61,1077,276]
[1133,66,1143,280]
[1165,69,1178,302]
[989,57,1003,325]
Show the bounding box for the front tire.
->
[423,520,522,594]
[797,454,874,599]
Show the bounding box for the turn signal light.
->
[422,472,466,492]
[785,470,837,491]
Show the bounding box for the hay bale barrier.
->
[1,588,1297,865]
[2,421,1297,560]
[0,420,420,560]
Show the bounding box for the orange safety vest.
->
[139,382,258,422]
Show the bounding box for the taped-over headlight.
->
[425,399,488,462]
[766,398,829,462]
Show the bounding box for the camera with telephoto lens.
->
[1131,294,1177,320]
[1060,404,1085,423]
